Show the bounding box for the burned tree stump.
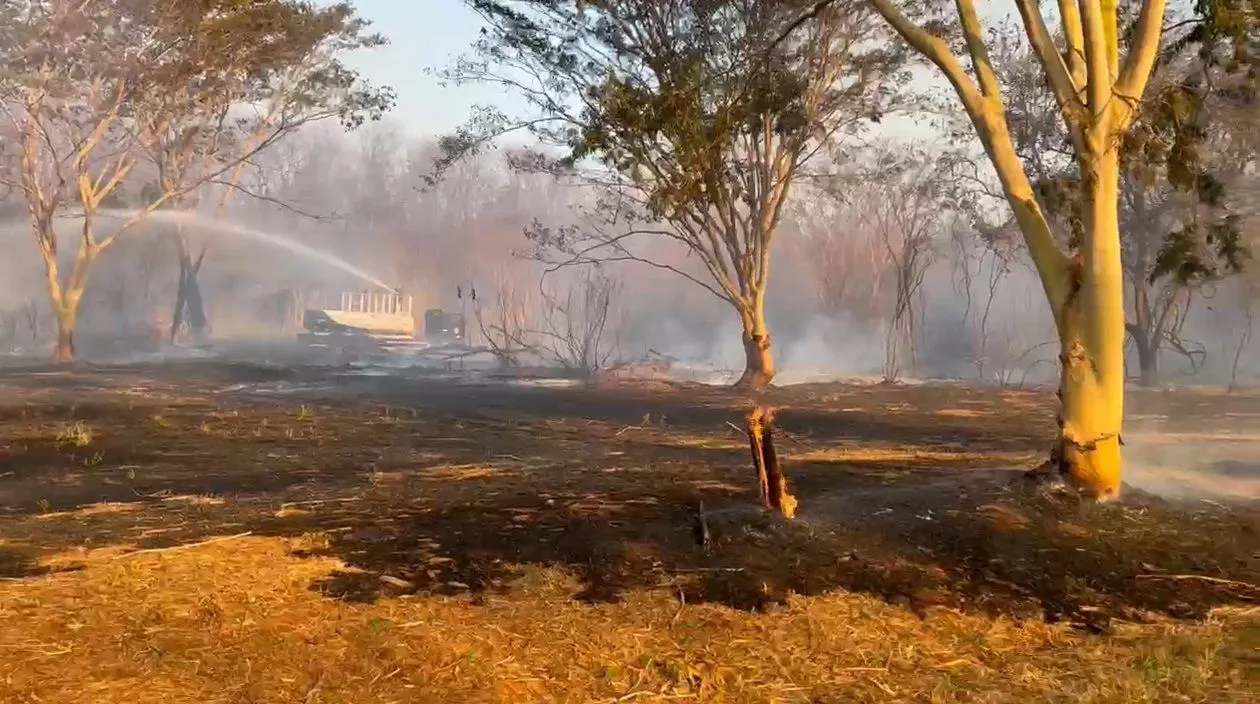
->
[746,406,797,519]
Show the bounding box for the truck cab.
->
[423,309,466,345]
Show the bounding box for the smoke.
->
[0,117,1254,400]
[1122,409,1260,502]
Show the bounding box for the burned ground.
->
[0,364,1257,702]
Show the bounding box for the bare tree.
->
[1228,297,1254,392]
[860,151,946,381]
[1229,260,1260,392]
[21,298,42,344]
[535,269,623,378]
[474,266,623,378]
[948,211,1041,384]
[0,309,17,350]
[473,270,534,368]
[786,185,887,326]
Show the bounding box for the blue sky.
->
[343,1,509,137]
[340,1,946,141]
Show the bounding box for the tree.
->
[947,217,1039,384]
[988,14,1254,388]
[474,268,534,368]
[442,0,905,389]
[859,149,947,381]
[1227,277,1256,391]
[536,268,623,377]
[831,0,1171,499]
[0,0,390,362]
[788,190,888,324]
[474,266,623,377]
[137,0,390,345]
[1,0,155,361]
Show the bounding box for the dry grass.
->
[793,446,1040,466]
[667,435,747,451]
[54,420,94,447]
[33,502,143,520]
[1,536,1255,704]
[419,464,511,481]
[932,408,996,419]
[659,439,1043,469]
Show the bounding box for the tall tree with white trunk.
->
[798,0,1168,498]
[974,15,1254,389]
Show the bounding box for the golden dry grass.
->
[932,408,996,419]
[792,446,1041,467]
[1,536,1255,704]
[33,502,143,520]
[666,435,746,451]
[419,464,511,481]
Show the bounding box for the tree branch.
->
[1058,0,1087,87]
[956,0,1002,99]
[205,178,336,220]
[1112,0,1169,130]
[870,0,1072,310]
[869,0,986,118]
[1013,0,1086,152]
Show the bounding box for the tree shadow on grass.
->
[0,543,84,580]
[272,460,1258,633]
[0,545,49,579]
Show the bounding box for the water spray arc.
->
[89,209,396,292]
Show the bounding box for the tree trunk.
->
[53,305,76,364]
[1129,271,1160,387]
[1135,339,1159,387]
[747,406,797,518]
[184,266,207,342]
[171,236,208,344]
[1052,150,1126,501]
[41,235,91,365]
[734,304,775,390]
[736,332,775,389]
[170,262,187,344]
[1228,300,1253,393]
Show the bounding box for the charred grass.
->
[0,364,1257,702]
